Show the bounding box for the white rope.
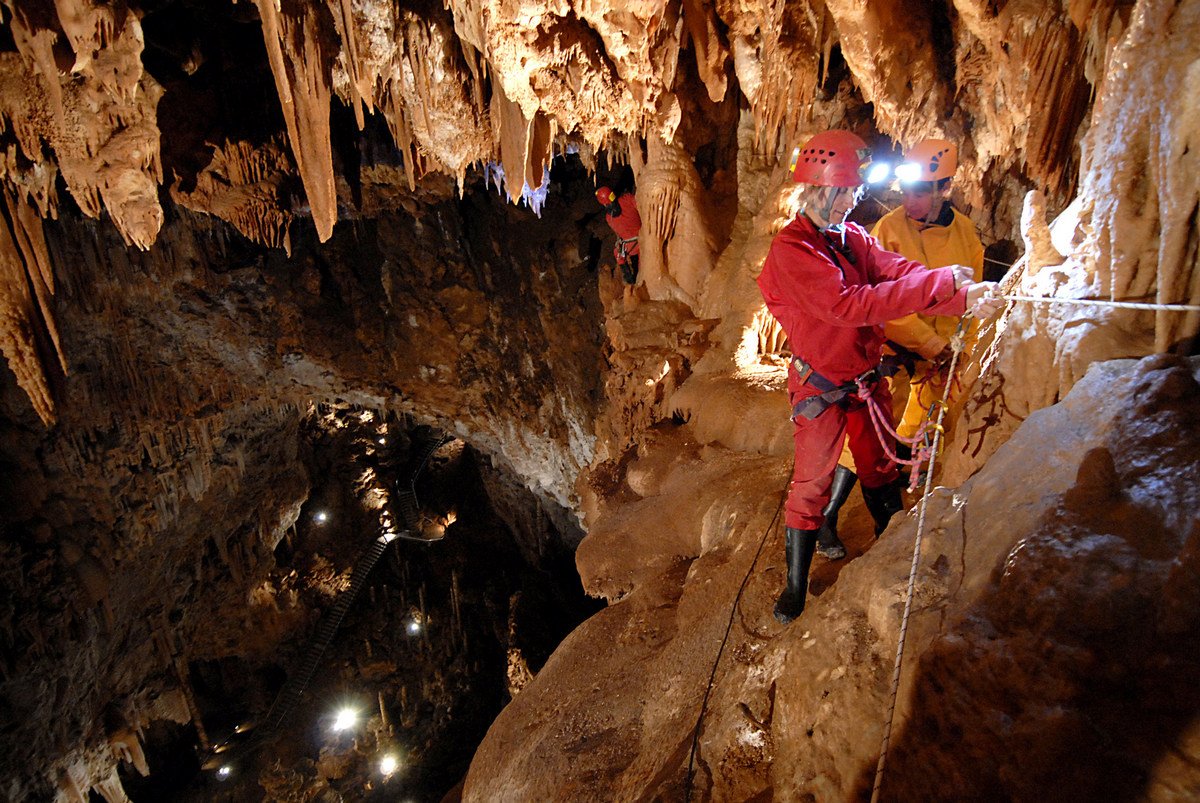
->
[870,325,963,802]
[1002,294,1200,312]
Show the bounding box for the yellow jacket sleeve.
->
[884,314,949,359]
[872,210,947,357]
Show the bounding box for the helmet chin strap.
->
[820,188,840,227]
[803,187,842,230]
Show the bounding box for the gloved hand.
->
[950,264,975,290]
[964,281,1003,319]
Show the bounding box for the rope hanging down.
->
[869,318,967,802]
[683,472,789,802]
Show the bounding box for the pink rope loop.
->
[854,379,932,476]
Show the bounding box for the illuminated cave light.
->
[314,510,329,524]
[332,707,358,732]
[217,765,233,780]
[895,161,923,183]
[379,754,399,776]
[864,161,892,184]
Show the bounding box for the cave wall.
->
[0,166,605,799]
[0,0,1198,800]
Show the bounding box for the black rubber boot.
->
[815,466,855,560]
[861,479,905,537]
[774,527,818,624]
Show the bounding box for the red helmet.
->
[791,130,871,187]
[596,186,617,205]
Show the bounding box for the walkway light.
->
[331,707,358,732]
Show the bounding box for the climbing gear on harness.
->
[816,465,855,559]
[789,356,897,421]
[861,478,905,537]
[774,526,818,624]
[616,235,638,262]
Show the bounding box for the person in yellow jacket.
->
[813,140,983,561]
[874,138,983,440]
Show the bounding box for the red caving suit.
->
[757,214,969,529]
[605,193,641,264]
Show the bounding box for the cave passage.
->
[115,405,602,802]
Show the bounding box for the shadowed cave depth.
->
[117,407,602,802]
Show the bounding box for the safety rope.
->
[1001,294,1200,312]
[683,470,789,802]
[869,321,966,802]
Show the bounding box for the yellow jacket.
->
[871,206,984,358]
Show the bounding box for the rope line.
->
[1001,294,1200,312]
[869,324,964,802]
[683,470,789,801]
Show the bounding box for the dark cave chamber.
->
[118,407,602,803]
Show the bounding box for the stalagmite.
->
[1020,189,1066,276]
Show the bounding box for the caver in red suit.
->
[596,186,640,284]
[756,129,999,625]
[759,213,969,527]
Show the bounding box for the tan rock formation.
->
[0,0,1197,800]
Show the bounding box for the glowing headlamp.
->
[894,162,923,183]
[861,161,892,184]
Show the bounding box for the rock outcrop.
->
[0,0,1197,800]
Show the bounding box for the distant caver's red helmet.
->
[596,186,617,205]
[791,130,871,187]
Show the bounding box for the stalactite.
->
[170,140,295,254]
[491,81,531,203]
[254,0,338,242]
[0,186,65,424]
[1,2,164,251]
[745,0,827,159]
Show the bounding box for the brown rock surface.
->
[0,0,1197,800]
[469,354,1200,801]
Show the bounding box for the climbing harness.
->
[788,355,899,422]
[683,471,789,802]
[615,235,638,263]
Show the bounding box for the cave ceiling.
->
[2,0,1199,800]
[0,0,1129,429]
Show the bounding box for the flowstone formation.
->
[0,0,1198,801]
